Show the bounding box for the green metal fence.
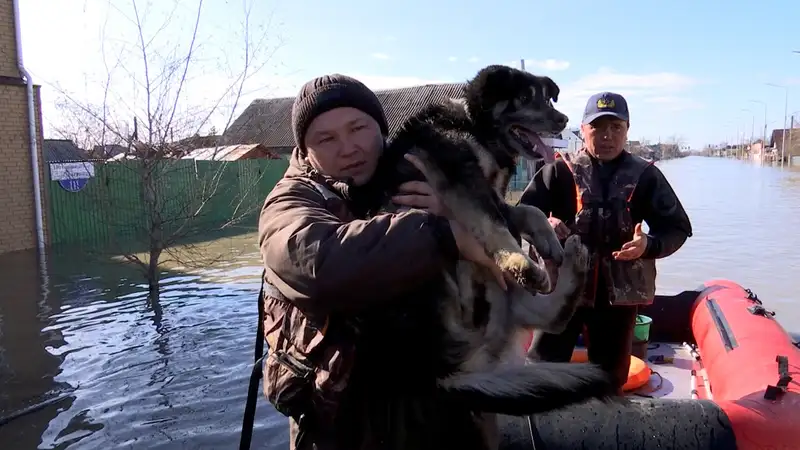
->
[46,159,289,249]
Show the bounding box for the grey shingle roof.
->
[43,139,89,162]
[223,82,468,150]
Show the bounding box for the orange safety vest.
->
[554,149,657,306]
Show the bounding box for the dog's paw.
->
[563,235,590,276]
[495,250,550,292]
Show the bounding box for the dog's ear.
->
[466,65,514,110]
[542,76,560,103]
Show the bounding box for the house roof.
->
[43,139,89,162]
[92,144,128,159]
[770,128,797,147]
[170,134,226,157]
[181,144,279,160]
[223,82,468,149]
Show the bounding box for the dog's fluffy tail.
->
[437,362,616,416]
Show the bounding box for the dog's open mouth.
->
[510,125,556,162]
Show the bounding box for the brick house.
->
[0,0,47,254]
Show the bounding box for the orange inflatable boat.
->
[507,279,800,450]
[690,279,800,449]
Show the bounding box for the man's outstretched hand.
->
[612,223,647,261]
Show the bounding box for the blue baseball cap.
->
[582,92,629,125]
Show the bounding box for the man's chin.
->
[349,171,373,187]
[593,147,623,161]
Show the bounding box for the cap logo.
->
[597,98,615,109]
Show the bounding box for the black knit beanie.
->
[291,74,389,150]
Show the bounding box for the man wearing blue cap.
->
[518,92,693,393]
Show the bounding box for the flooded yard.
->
[0,234,287,449]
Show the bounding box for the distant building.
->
[561,129,583,153]
[770,126,800,159]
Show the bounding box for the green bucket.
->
[633,314,653,342]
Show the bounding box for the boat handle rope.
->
[745,288,761,304]
[763,355,792,401]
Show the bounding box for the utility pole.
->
[520,59,525,71]
[790,115,795,166]
[781,90,788,165]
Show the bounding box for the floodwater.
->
[1,156,799,449]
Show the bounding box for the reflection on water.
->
[0,156,798,449]
[0,236,288,449]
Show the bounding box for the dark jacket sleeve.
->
[258,178,458,315]
[518,160,577,225]
[633,165,693,259]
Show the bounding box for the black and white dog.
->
[354,65,616,449]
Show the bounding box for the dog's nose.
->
[554,113,568,129]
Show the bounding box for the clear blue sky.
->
[272,0,800,149]
[22,0,800,149]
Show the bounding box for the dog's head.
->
[464,65,569,163]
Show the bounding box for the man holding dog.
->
[520,92,693,393]
[257,74,508,449]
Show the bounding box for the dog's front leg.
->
[507,204,564,265]
[438,193,550,293]
[511,235,589,334]
[408,148,550,293]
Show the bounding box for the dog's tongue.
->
[517,128,555,162]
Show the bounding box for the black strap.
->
[239,269,268,450]
[764,355,793,401]
[254,270,268,361]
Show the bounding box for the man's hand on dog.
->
[548,214,571,240]
[392,180,450,216]
[612,223,648,261]
[394,154,509,291]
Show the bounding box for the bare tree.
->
[48,0,283,295]
[658,135,687,160]
[664,135,686,147]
